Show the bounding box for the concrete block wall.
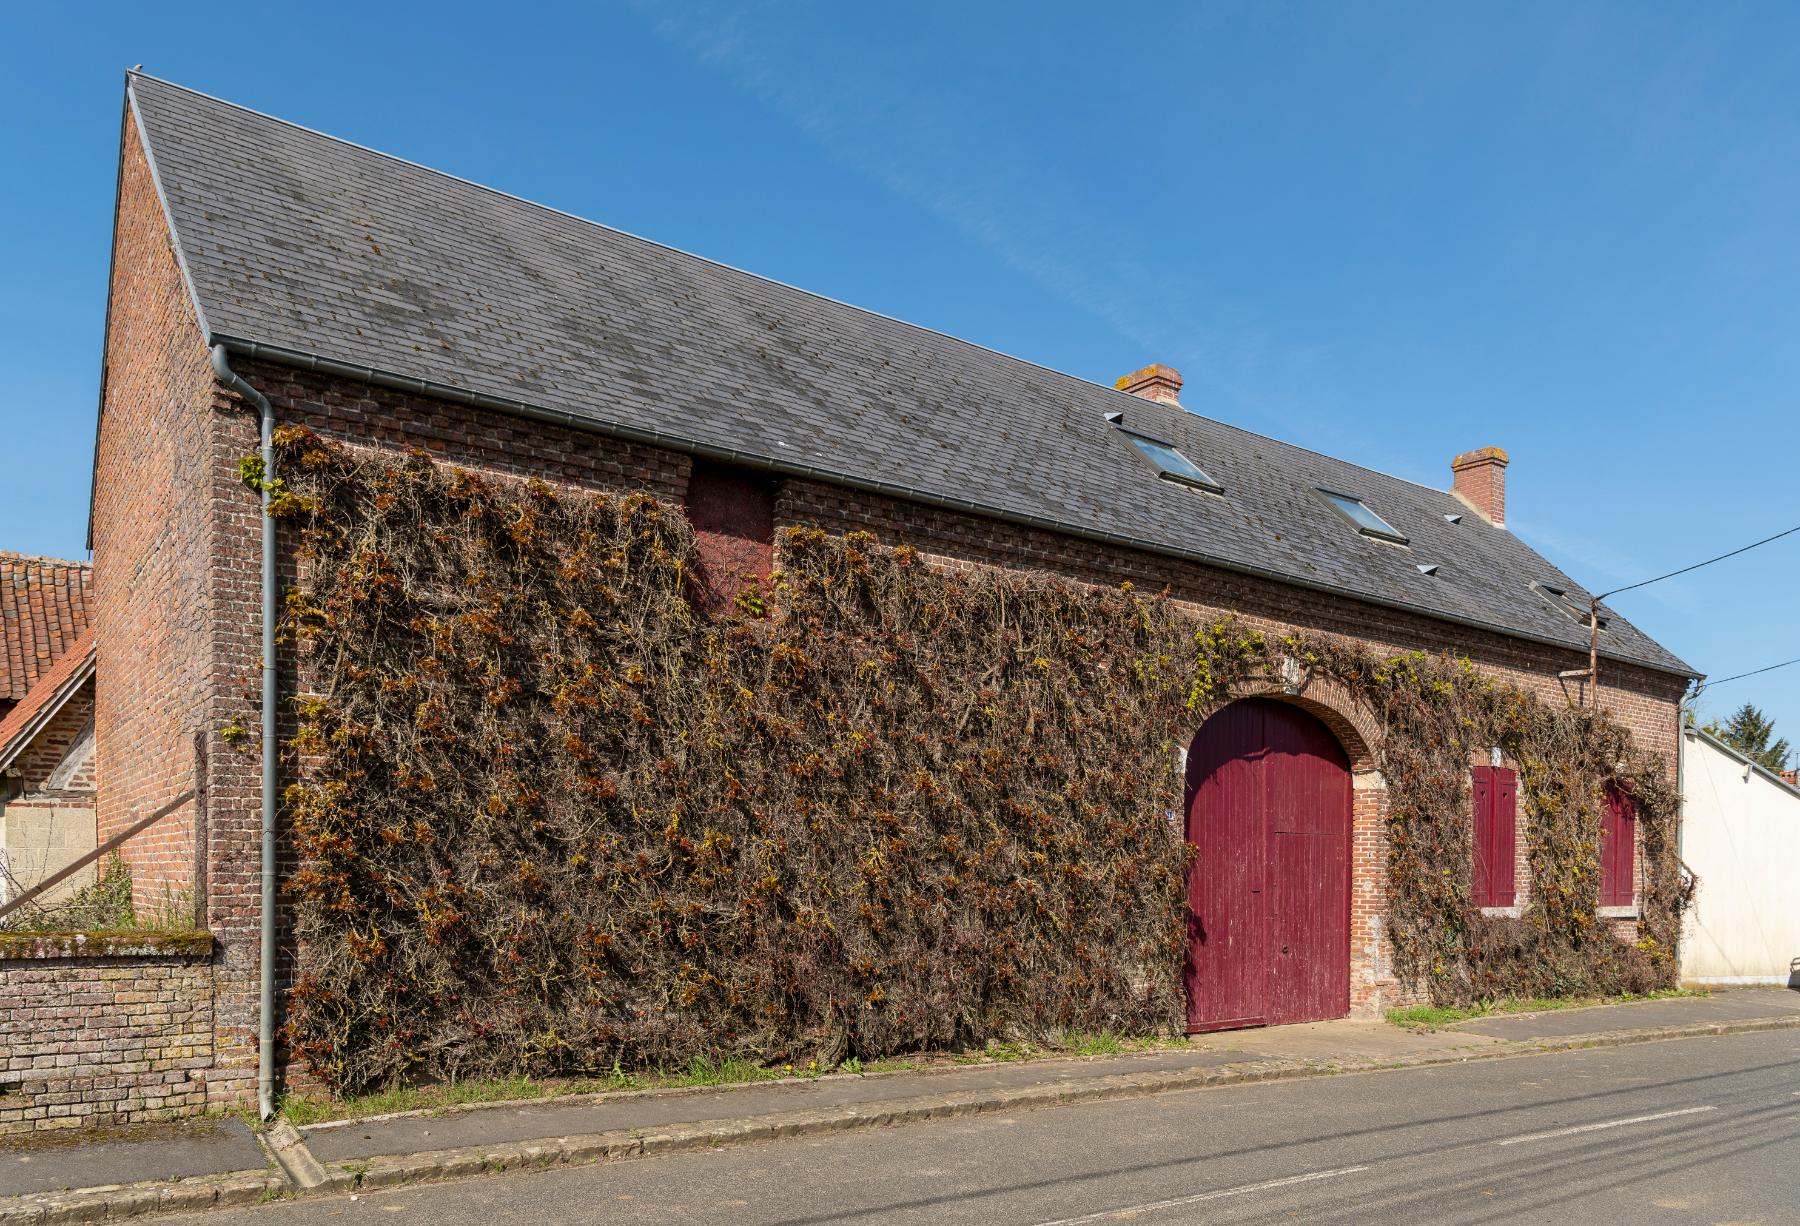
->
[0,802,96,909]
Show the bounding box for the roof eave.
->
[215,334,1699,683]
[0,647,96,774]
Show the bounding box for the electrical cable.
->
[1597,523,1800,601]
[1697,657,1800,692]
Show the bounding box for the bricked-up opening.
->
[684,463,776,613]
[1451,446,1509,526]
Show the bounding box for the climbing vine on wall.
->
[269,429,1687,1094]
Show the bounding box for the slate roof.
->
[0,554,92,706]
[124,73,1693,677]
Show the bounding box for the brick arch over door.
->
[1188,670,1381,773]
[1184,697,1353,1031]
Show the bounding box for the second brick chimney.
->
[1116,363,1184,407]
[1451,447,1509,526]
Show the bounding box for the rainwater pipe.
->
[210,344,279,1122]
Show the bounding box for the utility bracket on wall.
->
[1556,668,1591,708]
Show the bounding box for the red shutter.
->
[1491,769,1517,908]
[1471,768,1494,907]
[1471,766,1518,909]
[1600,785,1636,908]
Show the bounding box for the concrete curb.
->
[0,1169,283,1225]
[306,1014,1800,1198]
[5,1012,1795,1222]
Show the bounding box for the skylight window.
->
[1531,581,1609,631]
[1317,490,1408,544]
[1119,431,1223,493]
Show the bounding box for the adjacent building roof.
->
[0,628,94,772]
[1685,726,1800,799]
[124,73,1692,677]
[0,553,92,706]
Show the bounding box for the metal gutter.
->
[216,334,1698,682]
[210,345,279,1123]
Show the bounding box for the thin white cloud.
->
[630,0,1291,404]
[1507,514,1700,617]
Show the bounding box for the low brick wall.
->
[0,931,216,1134]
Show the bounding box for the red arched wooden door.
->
[1185,698,1352,1031]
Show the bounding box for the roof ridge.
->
[126,71,1463,505]
[0,552,90,569]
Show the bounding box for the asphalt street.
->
[156,1028,1800,1224]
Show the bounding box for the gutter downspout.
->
[1672,678,1699,977]
[211,344,279,1122]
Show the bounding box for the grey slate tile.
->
[125,73,1690,677]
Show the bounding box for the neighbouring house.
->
[0,558,95,909]
[1680,726,1800,987]
[5,72,1701,1129]
[0,630,97,909]
[0,552,91,724]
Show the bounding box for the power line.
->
[1579,520,1800,709]
[1597,522,1800,601]
[1701,656,1800,691]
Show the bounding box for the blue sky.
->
[2,2,1796,743]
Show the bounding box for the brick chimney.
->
[1116,363,1183,407]
[1451,447,1510,526]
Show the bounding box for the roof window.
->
[1531,581,1609,631]
[1317,489,1408,544]
[1118,430,1223,494]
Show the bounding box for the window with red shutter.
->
[1600,784,1636,909]
[1471,765,1518,909]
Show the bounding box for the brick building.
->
[0,557,95,911]
[0,631,96,909]
[75,74,1692,1112]
[0,553,91,724]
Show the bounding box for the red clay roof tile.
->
[0,552,92,704]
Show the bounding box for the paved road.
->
[161,1029,1800,1224]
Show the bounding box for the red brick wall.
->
[208,370,1678,1037]
[90,115,242,1102]
[90,119,214,917]
[685,463,776,611]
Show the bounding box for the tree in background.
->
[1704,702,1792,773]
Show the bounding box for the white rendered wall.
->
[1680,732,1800,985]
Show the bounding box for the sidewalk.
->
[4,986,1796,1223]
